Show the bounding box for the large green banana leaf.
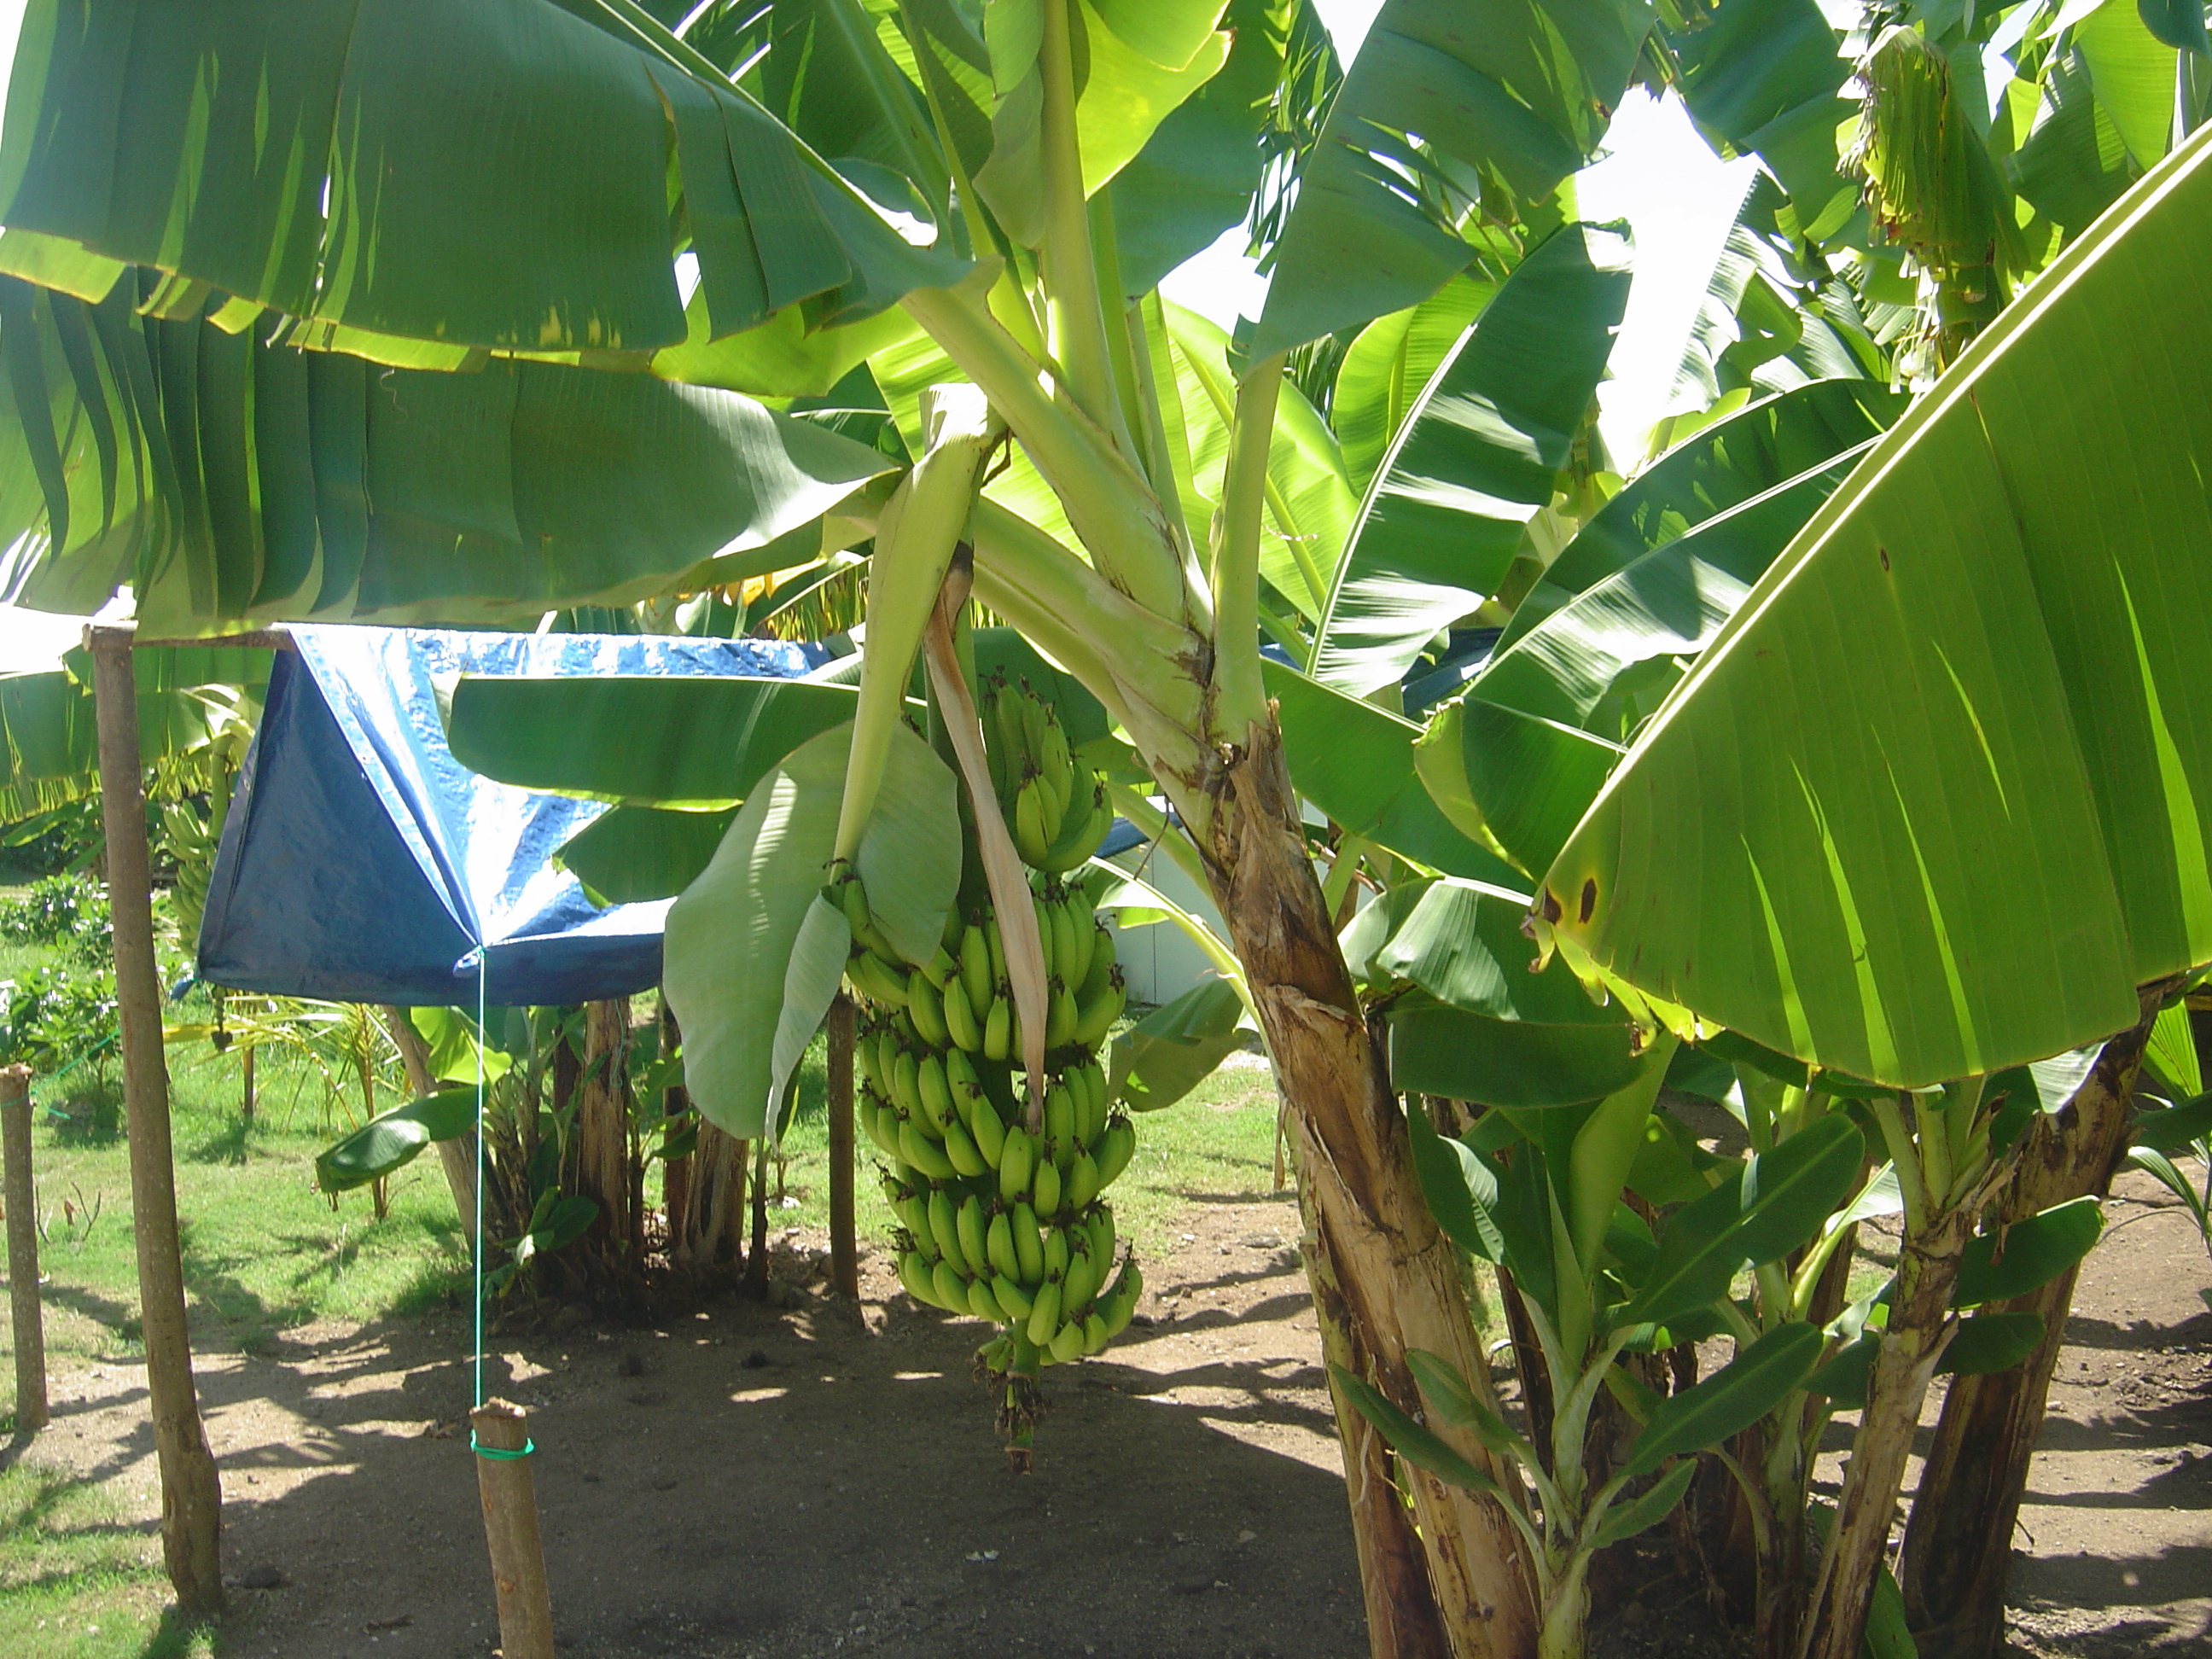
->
[1251,0,1651,354]
[0,276,896,628]
[446,676,859,807]
[1311,224,1632,697]
[1539,119,2212,1088]
[1498,378,1909,652]
[1330,274,1493,498]
[0,0,962,358]
[1657,0,1857,240]
[1263,661,1521,888]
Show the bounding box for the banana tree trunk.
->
[576,998,637,1282]
[1898,984,2167,1655]
[1797,1195,1975,1659]
[1197,718,1540,1659]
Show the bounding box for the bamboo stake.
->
[471,1400,555,1659]
[85,623,224,1615]
[826,994,859,1300]
[3,1065,46,1432]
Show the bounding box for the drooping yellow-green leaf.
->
[1538,120,2212,1088]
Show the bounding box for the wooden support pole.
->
[3,1065,47,1432]
[85,623,224,1615]
[826,995,859,1300]
[471,1400,555,1659]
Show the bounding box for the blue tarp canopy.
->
[198,626,827,1007]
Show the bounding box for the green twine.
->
[473,950,488,1416]
[470,1434,534,1461]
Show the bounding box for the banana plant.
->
[1332,1024,1844,1659]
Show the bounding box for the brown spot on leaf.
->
[1879,545,1891,571]
[1578,878,1598,924]
[1539,888,1563,924]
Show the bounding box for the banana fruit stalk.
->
[832,385,1000,865]
[836,661,1140,1440]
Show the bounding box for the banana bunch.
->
[984,674,1114,874]
[835,678,1138,1376]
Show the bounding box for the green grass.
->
[0,1464,217,1659]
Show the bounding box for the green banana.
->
[998,1124,1034,1204]
[1039,710,1074,817]
[861,1092,903,1159]
[956,1194,987,1275]
[1062,1241,1097,1313]
[1081,1313,1108,1355]
[1013,772,1051,866]
[892,1050,926,1124]
[968,1278,1005,1321]
[964,1084,1006,1166]
[1100,1260,1144,1336]
[1086,1204,1115,1268]
[900,1121,958,1182]
[915,1052,953,1134]
[1069,968,1124,1048]
[1077,922,1115,1003]
[981,995,1011,1062]
[1070,1061,1106,1144]
[1043,1225,1070,1280]
[909,975,950,1050]
[1093,1117,1136,1190]
[928,1189,967,1272]
[942,1116,989,1179]
[986,917,1006,990]
[847,949,910,1008]
[992,1274,1034,1323]
[987,1211,1018,1279]
[1048,1321,1085,1363]
[932,1258,969,1313]
[1045,980,1078,1048]
[1064,1149,1101,1211]
[917,943,958,991]
[1032,1155,1062,1219]
[859,1029,891,1097]
[1025,1278,1062,1348]
[1044,1080,1077,1153]
[1011,1202,1045,1282]
[897,1192,936,1254]
[899,1251,940,1307]
[958,923,993,1014]
[1056,894,1092,990]
[941,972,981,1051]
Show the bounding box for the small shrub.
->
[0,961,119,1115]
[0,872,111,954]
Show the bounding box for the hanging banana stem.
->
[921,555,1051,1125]
[832,385,1002,863]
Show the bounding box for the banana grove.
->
[3,1,2211,1656]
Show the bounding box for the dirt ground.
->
[15,1169,2211,1658]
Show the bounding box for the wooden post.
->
[826,995,859,1299]
[471,1399,555,1659]
[85,624,224,1615]
[3,1065,47,1432]
[239,1044,254,1124]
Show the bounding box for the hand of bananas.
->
[836,677,1138,1377]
